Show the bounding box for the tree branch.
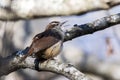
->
[64,13,120,41]
[0,50,91,80]
[0,0,120,20]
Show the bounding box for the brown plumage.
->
[22,21,66,61]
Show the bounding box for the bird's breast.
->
[43,41,62,59]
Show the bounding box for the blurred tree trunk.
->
[0,0,120,20]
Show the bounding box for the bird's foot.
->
[34,58,41,71]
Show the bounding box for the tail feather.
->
[19,48,34,62]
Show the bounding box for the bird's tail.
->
[19,48,33,62]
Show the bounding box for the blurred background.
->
[0,0,120,80]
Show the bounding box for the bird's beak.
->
[59,21,68,27]
[57,21,68,31]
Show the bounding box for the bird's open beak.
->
[59,21,68,27]
[57,21,68,31]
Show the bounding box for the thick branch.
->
[0,52,91,80]
[64,13,120,41]
[24,58,91,80]
[0,0,120,20]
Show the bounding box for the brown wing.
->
[21,31,59,61]
[31,30,60,53]
[33,32,44,41]
[32,35,59,53]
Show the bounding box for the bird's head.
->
[45,21,67,31]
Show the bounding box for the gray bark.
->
[64,13,120,41]
[0,52,92,80]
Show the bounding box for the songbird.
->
[21,21,66,61]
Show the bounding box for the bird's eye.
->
[50,21,59,25]
[52,23,59,26]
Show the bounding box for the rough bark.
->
[0,0,120,20]
[0,51,92,80]
[64,13,120,41]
